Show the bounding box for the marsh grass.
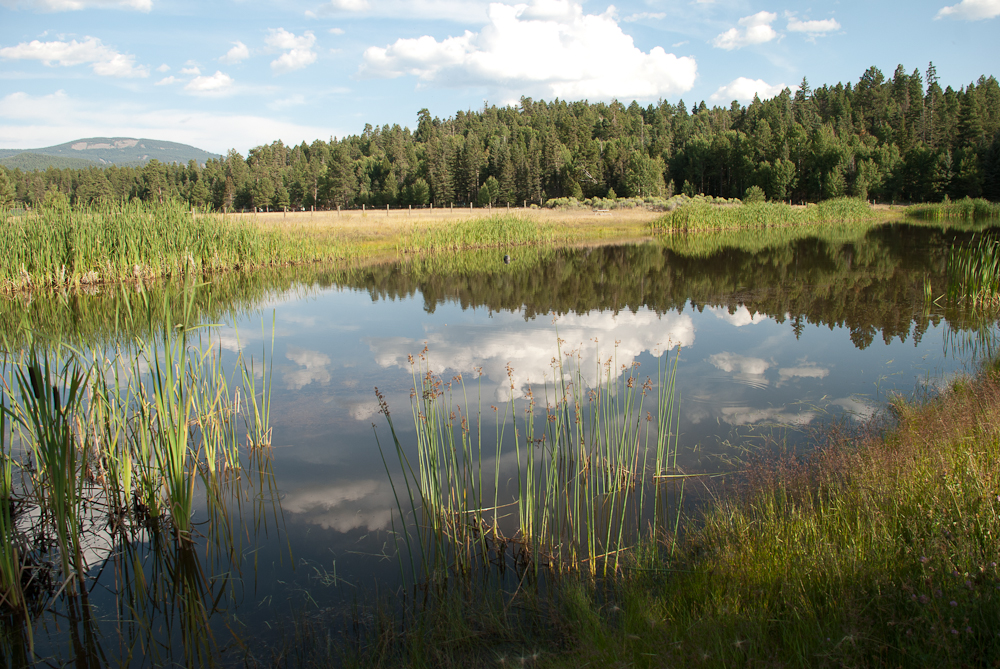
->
[559,361,1000,667]
[376,341,683,589]
[948,235,1000,312]
[396,213,550,252]
[0,288,280,665]
[0,200,337,293]
[651,197,879,234]
[907,197,1000,221]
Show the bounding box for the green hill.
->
[0,137,220,168]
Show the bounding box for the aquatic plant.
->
[0,199,338,293]
[650,197,879,233]
[377,341,683,583]
[396,213,550,252]
[948,235,1000,312]
[0,290,280,665]
[907,197,1000,221]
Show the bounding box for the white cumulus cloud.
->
[321,0,369,9]
[0,0,150,10]
[220,41,250,64]
[0,36,148,77]
[359,0,696,100]
[154,75,177,85]
[786,16,841,34]
[935,0,1000,19]
[309,0,489,21]
[367,309,694,403]
[711,11,778,50]
[709,77,795,103]
[184,70,235,94]
[265,28,318,74]
[777,364,829,383]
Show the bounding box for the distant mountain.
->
[0,137,221,169]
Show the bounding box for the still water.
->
[7,221,997,664]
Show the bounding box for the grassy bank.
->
[570,358,1000,667]
[651,197,882,233]
[907,197,1000,221]
[0,203,577,294]
[0,200,346,293]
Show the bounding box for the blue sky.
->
[1,0,998,155]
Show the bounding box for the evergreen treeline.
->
[2,63,999,211]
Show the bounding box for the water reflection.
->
[368,310,694,401]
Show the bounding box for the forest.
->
[1,63,999,211]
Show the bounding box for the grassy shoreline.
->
[0,199,901,296]
[9,196,1000,297]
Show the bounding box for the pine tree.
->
[0,169,15,207]
[957,86,985,149]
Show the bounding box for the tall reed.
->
[378,342,682,584]
[0,289,280,664]
[397,213,550,252]
[948,235,1000,311]
[0,200,328,293]
[907,197,1000,221]
[651,197,878,234]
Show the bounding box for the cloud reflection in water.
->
[367,309,695,401]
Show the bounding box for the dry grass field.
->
[230,205,662,250]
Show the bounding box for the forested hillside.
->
[1,63,998,211]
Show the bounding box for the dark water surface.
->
[8,221,998,664]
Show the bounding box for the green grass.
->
[396,213,550,252]
[948,235,1000,311]
[907,197,1000,221]
[0,199,347,293]
[651,197,880,234]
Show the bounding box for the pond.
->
[3,219,997,665]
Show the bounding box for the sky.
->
[1,0,999,155]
